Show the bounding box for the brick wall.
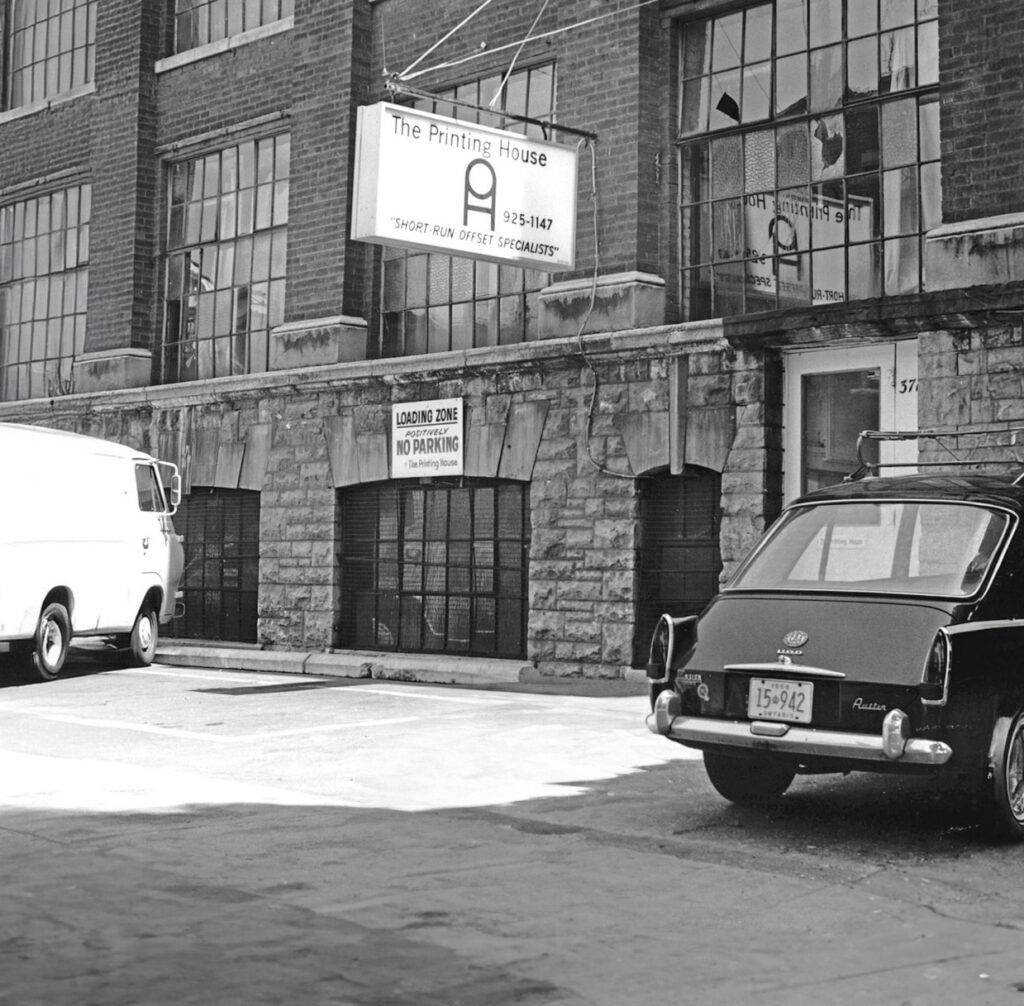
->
[939,0,1024,224]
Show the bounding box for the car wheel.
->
[985,711,1024,842]
[32,602,71,681]
[703,750,795,805]
[128,606,158,667]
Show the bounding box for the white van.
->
[0,422,185,680]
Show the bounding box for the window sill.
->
[0,82,96,126]
[155,17,294,74]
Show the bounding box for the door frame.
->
[782,340,918,502]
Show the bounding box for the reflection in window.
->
[172,0,293,53]
[0,184,91,402]
[380,64,555,357]
[679,0,940,319]
[161,134,289,382]
[3,0,96,109]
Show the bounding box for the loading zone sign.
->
[391,398,464,478]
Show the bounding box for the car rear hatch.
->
[676,593,957,731]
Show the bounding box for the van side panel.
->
[0,424,183,643]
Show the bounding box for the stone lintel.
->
[269,315,368,371]
[925,213,1024,291]
[539,271,666,339]
[73,348,153,394]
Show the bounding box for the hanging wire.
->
[397,0,498,80]
[488,0,552,109]
[400,0,662,82]
[574,139,637,481]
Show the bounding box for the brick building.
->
[1,0,1022,680]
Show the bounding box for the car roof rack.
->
[845,429,1024,484]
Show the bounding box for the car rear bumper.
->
[646,691,952,766]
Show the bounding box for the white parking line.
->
[0,705,427,742]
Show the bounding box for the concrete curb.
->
[155,644,650,694]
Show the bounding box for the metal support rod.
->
[384,79,598,143]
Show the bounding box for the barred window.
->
[172,0,293,53]
[161,134,289,383]
[0,183,90,402]
[381,63,555,357]
[3,0,96,110]
[678,0,940,319]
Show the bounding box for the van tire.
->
[32,602,71,681]
[128,606,158,667]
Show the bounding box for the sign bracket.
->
[385,79,598,144]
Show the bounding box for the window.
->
[172,0,293,53]
[3,0,96,110]
[633,467,722,666]
[338,480,531,659]
[135,464,166,512]
[0,183,90,402]
[161,134,289,383]
[171,488,260,642]
[729,501,1007,598]
[678,0,940,319]
[380,63,555,356]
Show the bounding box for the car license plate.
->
[747,678,813,724]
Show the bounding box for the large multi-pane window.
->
[162,134,289,383]
[172,0,293,53]
[0,183,90,401]
[678,0,940,319]
[3,0,96,110]
[381,63,555,356]
[338,480,530,659]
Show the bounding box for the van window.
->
[135,464,166,512]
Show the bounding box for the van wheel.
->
[32,603,71,681]
[128,607,158,667]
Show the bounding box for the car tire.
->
[128,606,158,667]
[32,602,71,682]
[703,750,795,805]
[984,711,1024,842]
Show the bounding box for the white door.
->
[783,341,918,501]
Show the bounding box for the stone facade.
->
[4,0,1024,682]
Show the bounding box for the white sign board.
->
[352,102,578,271]
[391,398,464,479]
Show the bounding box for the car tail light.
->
[920,629,950,706]
[645,615,674,681]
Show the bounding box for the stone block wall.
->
[918,323,1024,469]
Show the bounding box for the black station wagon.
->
[645,433,1024,840]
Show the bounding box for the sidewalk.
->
[155,640,649,696]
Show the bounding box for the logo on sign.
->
[783,630,809,648]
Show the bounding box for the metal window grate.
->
[338,480,531,659]
[171,487,260,643]
[633,468,723,667]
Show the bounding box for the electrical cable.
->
[574,139,637,481]
[488,0,552,110]
[397,0,498,80]
[400,0,662,82]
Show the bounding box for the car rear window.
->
[728,501,1010,597]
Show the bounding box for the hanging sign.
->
[352,102,578,271]
[391,398,464,478]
